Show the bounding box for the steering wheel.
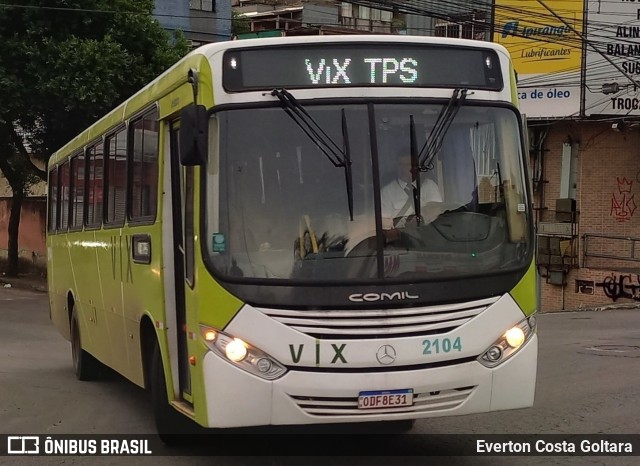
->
[294,214,318,260]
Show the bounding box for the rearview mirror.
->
[179,104,208,166]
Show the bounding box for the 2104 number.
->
[422,337,462,355]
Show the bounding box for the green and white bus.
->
[47,35,538,436]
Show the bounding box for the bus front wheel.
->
[386,419,416,433]
[151,341,196,443]
[70,305,101,381]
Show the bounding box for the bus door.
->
[168,121,193,401]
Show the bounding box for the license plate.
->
[358,389,414,409]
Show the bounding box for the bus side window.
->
[105,128,127,226]
[85,142,104,227]
[129,110,159,222]
[59,161,71,231]
[48,167,59,233]
[69,153,86,230]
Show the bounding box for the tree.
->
[0,0,189,276]
[0,146,38,278]
[232,11,251,37]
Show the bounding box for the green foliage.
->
[232,11,251,36]
[0,0,189,275]
[0,0,190,167]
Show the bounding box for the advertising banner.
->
[584,1,640,116]
[493,0,583,118]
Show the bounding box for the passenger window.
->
[105,128,127,225]
[48,167,59,233]
[70,153,86,229]
[59,161,71,230]
[86,142,104,227]
[130,110,159,221]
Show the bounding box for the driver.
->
[380,151,443,243]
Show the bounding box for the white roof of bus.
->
[192,34,510,58]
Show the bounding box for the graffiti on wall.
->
[611,177,637,222]
[595,274,640,301]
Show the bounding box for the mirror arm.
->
[188,69,199,104]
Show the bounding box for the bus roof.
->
[49,35,512,167]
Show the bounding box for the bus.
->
[46,35,538,438]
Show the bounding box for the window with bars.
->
[341,3,392,22]
[340,2,352,17]
[434,12,486,40]
[190,0,214,12]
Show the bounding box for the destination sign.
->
[222,43,503,92]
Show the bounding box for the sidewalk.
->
[0,272,48,293]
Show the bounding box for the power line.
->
[3,0,639,100]
[0,2,232,39]
[0,2,154,15]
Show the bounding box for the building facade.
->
[400,0,491,38]
[233,0,400,36]
[530,121,640,310]
[232,1,492,38]
[154,0,232,46]
[494,0,640,310]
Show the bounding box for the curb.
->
[0,277,48,293]
[543,303,640,314]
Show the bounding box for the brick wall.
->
[536,121,640,311]
[0,197,47,263]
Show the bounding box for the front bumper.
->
[201,334,537,428]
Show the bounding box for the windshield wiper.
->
[417,88,468,171]
[409,115,422,226]
[271,88,354,220]
[341,109,354,221]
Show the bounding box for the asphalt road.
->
[1,286,639,465]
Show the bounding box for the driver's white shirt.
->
[380,178,443,228]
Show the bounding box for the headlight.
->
[225,339,248,362]
[478,315,536,368]
[505,327,525,348]
[199,325,287,380]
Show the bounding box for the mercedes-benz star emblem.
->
[376,345,396,365]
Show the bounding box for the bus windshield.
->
[206,102,530,283]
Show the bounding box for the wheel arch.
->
[139,314,159,392]
[67,289,76,326]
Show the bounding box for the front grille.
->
[289,386,476,416]
[258,297,497,339]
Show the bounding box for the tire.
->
[70,305,101,381]
[352,419,416,434]
[386,419,416,433]
[151,341,197,444]
[364,419,415,434]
